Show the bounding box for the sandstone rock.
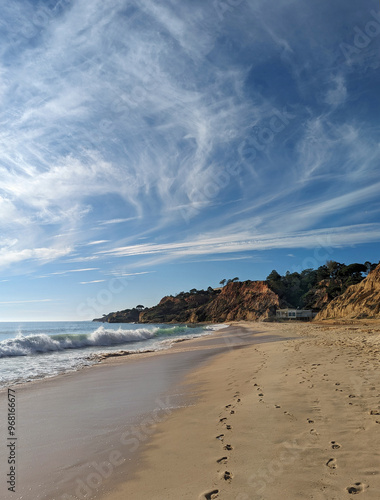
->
[316,264,380,320]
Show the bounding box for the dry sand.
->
[101,321,380,500]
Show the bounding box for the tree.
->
[136,305,144,311]
[219,279,226,286]
[266,270,282,282]
[231,277,239,282]
[326,260,343,279]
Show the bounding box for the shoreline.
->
[1,321,379,499]
[0,322,230,394]
[99,320,380,499]
[0,324,271,500]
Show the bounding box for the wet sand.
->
[1,321,379,500]
[0,325,277,500]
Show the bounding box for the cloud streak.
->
[0,0,379,316]
[97,223,380,264]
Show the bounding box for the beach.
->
[1,321,380,499]
[101,321,380,499]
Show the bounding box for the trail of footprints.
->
[299,357,378,495]
[202,391,242,499]
[203,351,378,498]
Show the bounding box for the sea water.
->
[0,321,227,387]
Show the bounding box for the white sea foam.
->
[204,324,230,331]
[0,326,159,358]
[0,322,220,387]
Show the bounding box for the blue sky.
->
[0,0,379,321]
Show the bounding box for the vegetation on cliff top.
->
[94,260,379,323]
[266,260,378,310]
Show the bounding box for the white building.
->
[276,308,317,320]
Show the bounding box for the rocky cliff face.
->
[138,281,280,323]
[303,279,340,310]
[195,281,280,322]
[316,264,380,320]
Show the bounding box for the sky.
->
[0,0,379,321]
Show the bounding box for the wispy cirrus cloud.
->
[97,223,380,265]
[49,268,99,276]
[80,280,106,285]
[0,0,379,319]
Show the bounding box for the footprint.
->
[258,393,264,397]
[223,471,233,482]
[370,409,380,415]
[224,444,233,451]
[204,489,219,499]
[216,457,228,464]
[307,418,314,424]
[326,458,337,469]
[275,405,281,408]
[216,434,224,441]
[219,418,227,423]
[331,441,341,449]
[230,410,235,415]
[226,425,232,430]
[346,482,367,494]
[225,404,232,409]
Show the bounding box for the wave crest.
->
[0,326,159,357]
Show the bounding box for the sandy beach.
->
[100,321,380,500]
[1,321,380,500]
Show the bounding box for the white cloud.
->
[0,245,72,269]
[50,268,99,276]
[80,280,106,285]
[0,299,53,305]
[98,218,141,225]
[85,240,110,246]
[97,223,380,264]
[0,0,379,281]
[325,74,347,108]
[105,270,154,277]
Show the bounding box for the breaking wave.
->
[0,325,191,358]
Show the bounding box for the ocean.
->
[0,321,226,388]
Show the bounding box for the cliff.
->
[93,308,141,323]
[316,264,380,320]
[194,281,280,322]
[303,279,341,310]
[138,281,280,324]
[139,289,218,324]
